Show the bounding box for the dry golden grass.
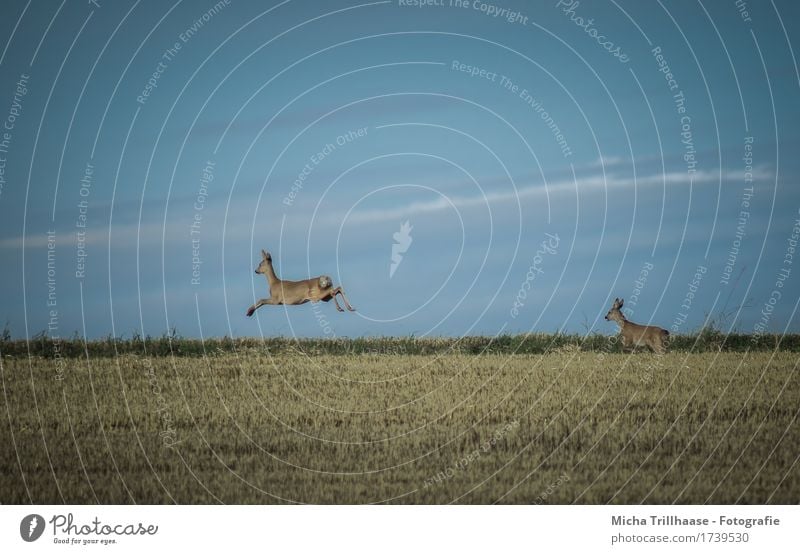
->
[1,351,797,504]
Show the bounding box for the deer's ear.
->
[619,298,624,307]
[261,249,268,259]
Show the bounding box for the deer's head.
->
[318,275,333,289]
[255,249,273,274]
[605,298,625,324]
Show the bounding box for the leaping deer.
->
[605,297,669,354]
[246,250,355,317]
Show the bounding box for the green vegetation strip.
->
[1,330,798,358]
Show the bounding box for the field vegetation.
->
[2,328,798,358]
[1,334,797,504]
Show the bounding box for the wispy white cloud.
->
[331,166,773,225]
[2,166,773,250]
[587,155,628,168]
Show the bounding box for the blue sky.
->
[0,0,798,339]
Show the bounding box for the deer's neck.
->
[264,261,280,287]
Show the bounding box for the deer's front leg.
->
[247,297,277,317]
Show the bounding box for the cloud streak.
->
[331,166,773,225]
[1,166,772,250]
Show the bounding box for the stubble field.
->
[1,348,798,504]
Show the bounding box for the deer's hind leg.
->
[319,291,344,312]
[333,287,356,311]
[330,290,345,312]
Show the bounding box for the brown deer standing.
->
[605,298,669,353]
[246,250,355,317]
